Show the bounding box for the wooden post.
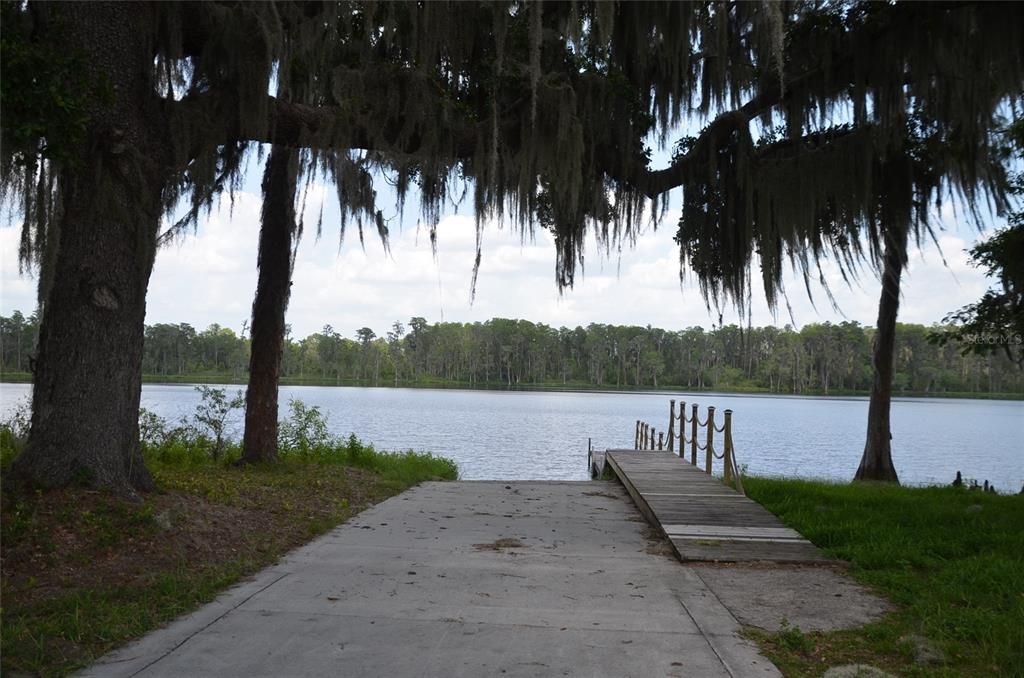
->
[705,406,715,475]
[657,432,664,450]
[723,409,733,485]
[642,423,649,449]
[690,403,698,465]
[634,420,640,449]
[667,400,676,453]
[678,401,686,456]
[649,427,656,450]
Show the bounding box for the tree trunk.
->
[855,226,907,483]
[241,146,299,464]
[12,3,166,495]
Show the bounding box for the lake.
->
[1,383,1021,491]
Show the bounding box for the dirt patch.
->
[2,466,388,607]
[642,526,676,558]
[692,564,891,632]
[473,537,526,551]
[2,490,273,607]
[693,559,850,573]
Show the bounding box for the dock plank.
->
[605,449,836,564]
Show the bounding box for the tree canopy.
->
[9,3,1017,299]
[931,120,1024,364]
[2,1,1022,492]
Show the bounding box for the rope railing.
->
[632,398,745,495]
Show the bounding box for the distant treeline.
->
[1,311,1021,396]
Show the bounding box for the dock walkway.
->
[604,450,833,564]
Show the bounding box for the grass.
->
[1,431,457,677]
[742,477,1024,677]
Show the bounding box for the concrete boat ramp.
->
[82,481,783,678]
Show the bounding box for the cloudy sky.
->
[0,163,1003,340]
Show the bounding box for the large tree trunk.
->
[240,146,299,464]
[11,3,167,495]
[855,226,907,483]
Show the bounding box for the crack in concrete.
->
[127,572,292,677]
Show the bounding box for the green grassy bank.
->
[743,478,1024,676]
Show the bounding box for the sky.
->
[0,159,1005,340]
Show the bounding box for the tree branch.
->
[170,92,484,174]
[616,85,783,199]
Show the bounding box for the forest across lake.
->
[2,312,1021,398]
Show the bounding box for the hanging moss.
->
[670,1,1022,314]
[3,1,1022,305]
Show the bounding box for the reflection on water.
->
[1,383,1021,490]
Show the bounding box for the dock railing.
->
[633,399,744,495]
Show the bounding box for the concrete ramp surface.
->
[80,482,780,678]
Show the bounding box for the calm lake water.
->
[1,383,1022,491]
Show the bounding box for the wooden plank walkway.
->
[604,450,836,564]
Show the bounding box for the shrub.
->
[278,398,331,457]
[191,386,244,461]
[137,396,457,482]
[0,397,30,471]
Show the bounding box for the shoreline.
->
[2,373,1021,401]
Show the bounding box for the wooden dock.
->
[603,450,834,564]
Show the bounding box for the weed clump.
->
[133,387,458,482]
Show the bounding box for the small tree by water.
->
[192,386,244,461]
[277,398,331,457]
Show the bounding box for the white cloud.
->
[144,193,262,331]
[0,178,1007,340]
[0,227,35,311]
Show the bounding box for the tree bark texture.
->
[241,146,299,464]
[12,3,169,494]
[855,225,907,483]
